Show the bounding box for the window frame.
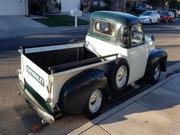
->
[93,19,117,38]
[130,23,145,47]
[119,25,131,48]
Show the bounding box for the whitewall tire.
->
[108,60,129,93]
[84,89,104,119]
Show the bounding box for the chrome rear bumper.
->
[18,79,55,124]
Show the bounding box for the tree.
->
[39,0,48,16]
[149,0,180,9]
[111,0,126,11]
[148,0,165,8]
[104,0,112,10]
[167,0,180,9]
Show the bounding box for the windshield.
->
[141,11,152,16]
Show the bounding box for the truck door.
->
[128,24,148,84]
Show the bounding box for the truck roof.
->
[90,11,140,26]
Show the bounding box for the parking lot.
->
[0,19,180,135]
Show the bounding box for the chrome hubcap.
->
[89,89,102,113]
[116,65,127,88]
[154,64,160,80]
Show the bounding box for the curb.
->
[68,73,180,135]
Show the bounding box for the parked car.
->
[178,10,180,17]
[18,11,167,124]
[138,10,160,24]
[159,11,175,23]
[168,9,178,18]
[169,11,175,18]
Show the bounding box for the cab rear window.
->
[94,20,115,37]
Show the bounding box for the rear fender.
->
[58,69,107,114]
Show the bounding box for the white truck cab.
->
[18,11,167,124]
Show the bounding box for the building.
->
[59,0,80,12]
[0,0,80,16]
[0,0,28,15]
[0,0,147,16]
[81,0,146,12]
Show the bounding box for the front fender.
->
[147,48,168,72]
[58,69,107,114]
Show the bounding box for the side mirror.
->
[151,35,155,42]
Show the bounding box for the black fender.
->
[146,48,168,73]
[58,69,107,114]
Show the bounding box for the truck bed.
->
[25,46,99,74]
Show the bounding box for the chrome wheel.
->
[88,89,102,113]
[154,64,161,80]
[116,65,127,88]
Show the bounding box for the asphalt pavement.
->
[0,19,180,63]
[0,30,87,52]
[0,19,180,135]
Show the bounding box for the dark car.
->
[159,11,175,23]
[168,9,178,18]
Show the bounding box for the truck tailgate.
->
[22,54,50,102]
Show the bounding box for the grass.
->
[34,15,89,27]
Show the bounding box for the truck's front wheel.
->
[84,89,104,119]
[150,63,161,83]
[145,62,161,83]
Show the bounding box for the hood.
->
[139,15,150,19]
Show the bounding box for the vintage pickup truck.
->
[18,11,167,124]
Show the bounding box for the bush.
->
[28,0,41,15]
[28,0,48,16]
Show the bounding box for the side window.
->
[94,20,115,36]
[131,24,144,46]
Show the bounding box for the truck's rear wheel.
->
[84,89,104,119]
[108,61,129,93]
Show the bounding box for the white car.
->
[139,11,160,24]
